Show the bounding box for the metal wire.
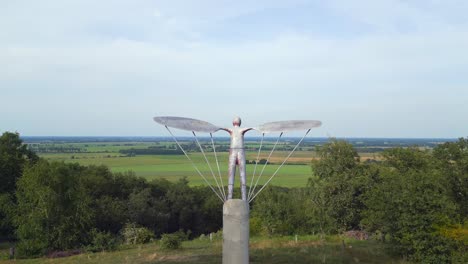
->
[247,133,265,200]
[164,126,224,202]
[193,131,226,201]
[249,129,310,202]
[210,133,226,200]
[248,132,283,201]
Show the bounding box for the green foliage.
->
[86,229,119,252]
[311,139,375,231]
[94,195,127,233]
[362,147,459,263]
[127,187,170,235]
[0,193,15,239]
[121,223,155,245]
[16,235,48,258]
[433,137,468,219]
[15,160,94,256]
[0,252,9,261]
[0,132,38,194]
[306,177,337,235]
[0,132,38,238]
[382,146,432,173]
[249,217,264,236]
[160,233,182,250]
[165,178,200,235]
[252,186,321,236]
[313,139,360,179]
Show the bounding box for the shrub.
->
[173,229,190,241]
[160,233,182,250]
[15,238,47,258]
[87,229,118,252]
[0,252,10,260]
[121,223,155,245]
[250,217,264,236]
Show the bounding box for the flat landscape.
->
[24,136,451,187]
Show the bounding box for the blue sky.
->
[1,0,467,138]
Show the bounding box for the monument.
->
[153,116,321,264]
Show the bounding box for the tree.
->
[127,187,170,235]
[433,138,468,219]
[313,139,360,180]
[306,177,336,235]
[0,131,38,194]
[311,139,371,231]
[0,132,38,238]
[165,178,198,235]
[0,192,15,239]
[382,146,432,173]
[15,161,93,257]
[362,147,459,263]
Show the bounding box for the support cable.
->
[165,126,224,202]
[210,133,226,200]
[248,132,283,201]
[247,133,265,200]
[193,131,226,201]
[249,129,310,202]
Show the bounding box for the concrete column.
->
[223,199,249,264]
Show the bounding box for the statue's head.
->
[233,116,241,127]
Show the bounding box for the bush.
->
[121,223,155,245]
[86,229,118,252]
[16,238,47,258]
[160,233,182,250]
[0,252,10,260]
[173,229,191,241]
[250,217,264,236]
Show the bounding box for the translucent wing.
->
[256,120,322,133]
[153,116,220,133]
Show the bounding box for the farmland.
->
[33,142,316,187]
[24,136,451,187]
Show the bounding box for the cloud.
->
[0,1,467,137]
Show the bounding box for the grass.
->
[40,152,314,187]
[36,141,381,188]
[0,236,410,264]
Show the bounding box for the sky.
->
[1,0,467,138]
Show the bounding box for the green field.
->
[34,140,376,187]
[31,140,316,187]
[40,152,314,187]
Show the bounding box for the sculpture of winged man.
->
[153,116,321,201]
[219,117,253,200]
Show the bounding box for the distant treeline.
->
[27,146,85,153]
[22,136,457,149]
[119,146,183,155]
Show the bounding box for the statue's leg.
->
[227,149,237,200]
[238,149,247,201]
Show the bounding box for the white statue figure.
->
[153,115,321,202]
[219,117,253,201]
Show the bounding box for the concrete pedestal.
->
[223,199,249,264]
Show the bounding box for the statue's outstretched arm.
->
[217,128,232,134]
[242,128,254,135]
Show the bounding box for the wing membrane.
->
[153,116,220,133]
[257,120,321,133]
